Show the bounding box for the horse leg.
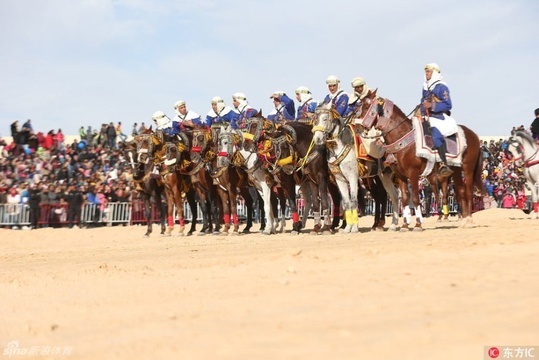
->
[317,175,332,235]
[337,181,352,233]
[195,188,209,236]
[229,186,240,235]
[185,189,196,236]
[409,175,424,231]
[399,180,411,231]
[283,177,301,235]
[328,181,342,232]
[143,195,152,237]
[217,188,231,235]
[299,182,312,229]
[261,182,275,235]
[380,171,399,231]
[239,187,253,233]
[164,192,175,236]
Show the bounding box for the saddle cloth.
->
[412,117,467,174]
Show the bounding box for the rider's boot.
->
[436,142,453,177]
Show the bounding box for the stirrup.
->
[438,163,453,177]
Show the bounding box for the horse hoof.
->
[399,227,410,232]
[177,233,185,237]
[290,230,299,235]
[413,227,423,232]
[143,234,150,238]
[197,232,206,236]
[212,231,221,235]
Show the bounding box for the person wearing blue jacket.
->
[231,92,258,129]
[323,75,349,117]
[205,96,237,128]
[420,63,458,177]
[267,91,295,123]
[295,86,318,121]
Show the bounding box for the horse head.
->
[216,125,239,169]
[312,102,341,145]
[190,128,213,164]
[240,115,275,152]
[508,130,537,167]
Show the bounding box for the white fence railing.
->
[0,194,469,228]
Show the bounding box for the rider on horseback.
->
[268,91,295,123]
[323,75,349,117]
[295,86,318,122]
[173,100,202,131]
[420,63,457,177]
[205,96,236,128]
[232,92,258,129]
[345,76,371,119]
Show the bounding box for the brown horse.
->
[358,89,484,230]
[125,133,166,237]
[242,118,342,234]
[211,125,260,235]
[183,128,221,235]
[152,132,198,236]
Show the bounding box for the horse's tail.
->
[473,147,486,195]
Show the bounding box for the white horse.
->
[357,126,400,231]
[507,130,539,219]
[216,125,277,234]
[312,104,360,233]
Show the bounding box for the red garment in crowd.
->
[43,134,54,150]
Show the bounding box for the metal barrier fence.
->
[0,194,481,228]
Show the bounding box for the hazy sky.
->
[1,0,538,138]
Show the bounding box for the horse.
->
[248,123,304,234]
[152,131,198,236]
[183,128,221,235]
[311,106,400,233]
[212,124,261,235]
[312,104,360,233]
[357,89,484,230]
[350,125,400,231]
[124,133,166,237]
[242,117,342,234]
[507,130,539,218]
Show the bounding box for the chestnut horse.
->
[125,133,166,237]
[358,90,484,230]
[154,132,198,236]
[212,125,259,235]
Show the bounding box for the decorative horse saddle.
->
[412,117,467,168]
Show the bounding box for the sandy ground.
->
[1,208,538,360]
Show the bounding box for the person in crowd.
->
[79,126,86,140]
[107,122,118,149]
[65,184,84,228]
[116,122,128,143]
[530,108,539,141]
[132,123,139,137]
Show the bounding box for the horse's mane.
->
[514,130,536,148]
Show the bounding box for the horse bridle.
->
[509,136,539,167]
